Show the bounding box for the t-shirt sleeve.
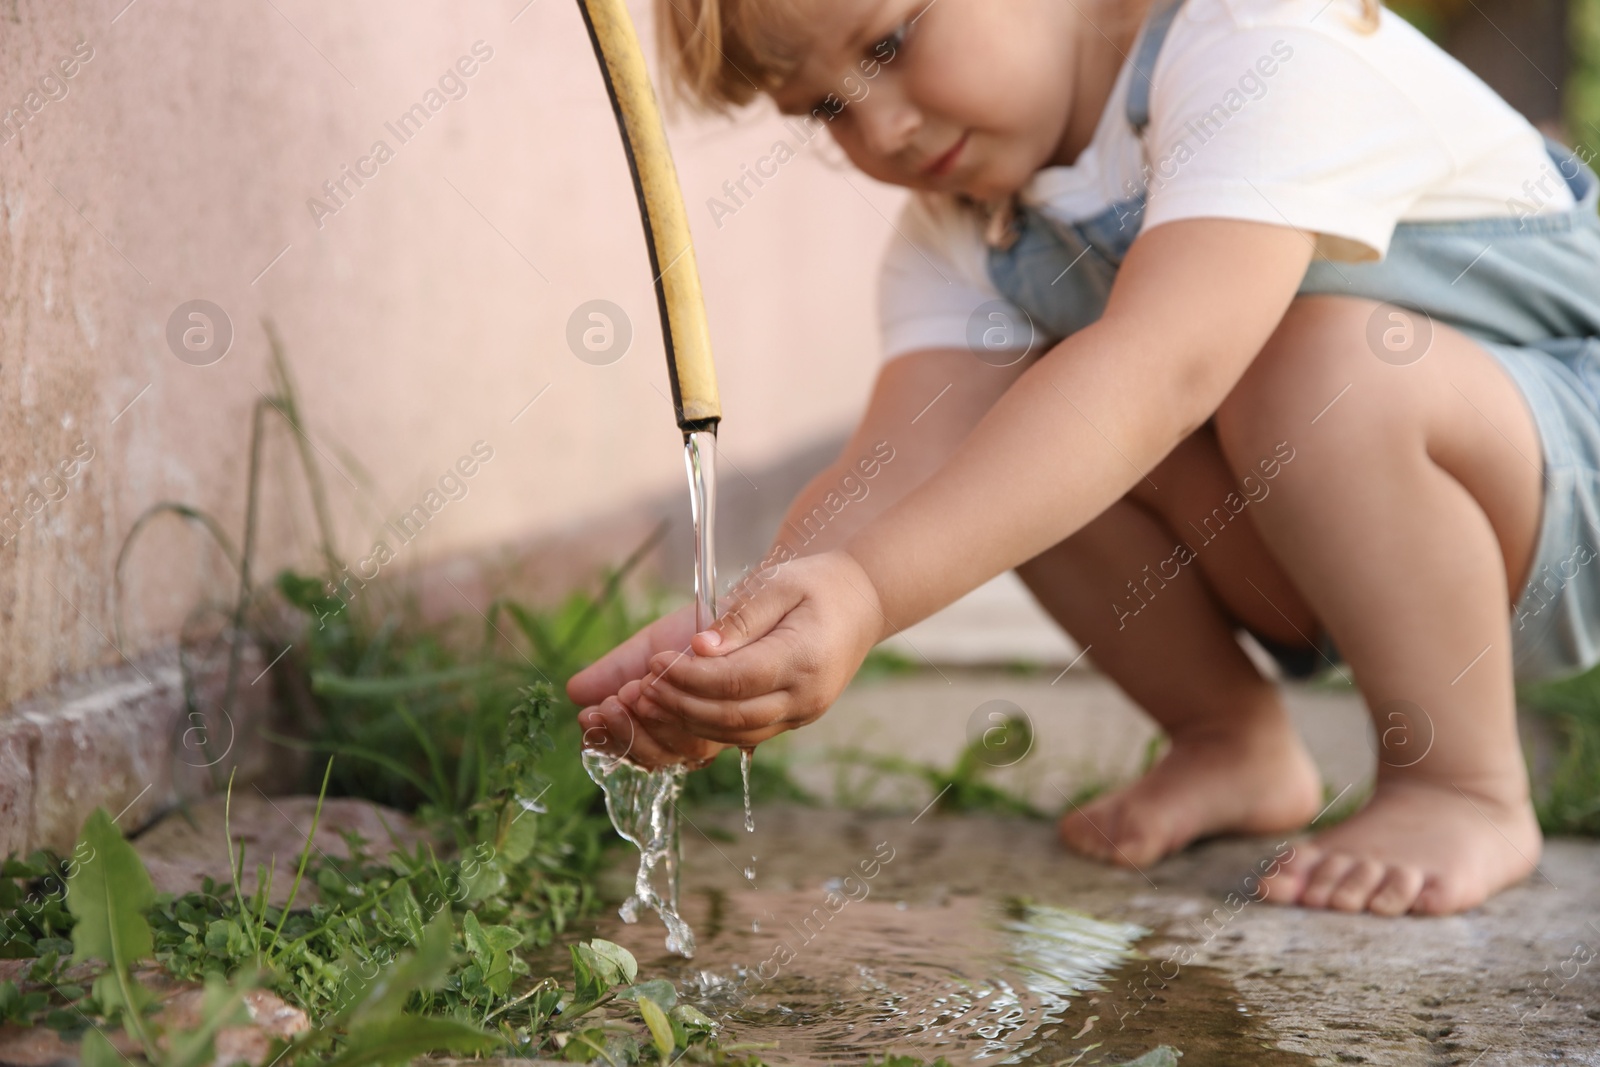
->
[1141,22,1453,261]
[877,193,1034,362]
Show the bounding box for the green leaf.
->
[637,994,675,1059]
[671,1003,717,1035]
[67,808,157,1052]
[66,808,155,967]
[311,665,490,699]
[622,978,676,1011]
[462,911,488,960]
[569,943,600,1008]
[77,1027,123,1067]
[480,924,522,953]
[497,808,540,864]
[457,859,507,903]
[460,912,520,997]
[204,919,244,957]
[337,911,456,1027]
[325,1016,498,1067]
[562,1027,607,1063]
[587,939,637,985]
[91,969,154,1018]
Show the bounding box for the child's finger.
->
[567,604,696,706]
[580,700,682,768]
[578,700,637,757]
[567,632,652,706]
[688,584,801,658]
[635,677,791,744]
[647,632,794,701]
[635,702,786,750]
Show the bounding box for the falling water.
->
[685,429,718,637]
[687,430,756,849]
[581,749,694,956]
[580,429,727,958]
[739,746,755,833]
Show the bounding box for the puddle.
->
[577,888,1313,1065]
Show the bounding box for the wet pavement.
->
[598,804,1599,1066]
[588,670,1599,1066]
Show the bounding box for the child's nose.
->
[855,92,920,159]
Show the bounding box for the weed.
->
[1520,669,1600,835]
[827,713,1043,819]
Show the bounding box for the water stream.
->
[740,746,756,833]
[580,750,694,957]
[583,429,746,958]
[685,429,717,637]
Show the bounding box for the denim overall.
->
[985,0,1600,681]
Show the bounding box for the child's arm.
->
[628,217,1316,749]
[570,345,1032,763]
[762,346,1037,556]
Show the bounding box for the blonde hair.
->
[655,0,1384,110]
[654,0,804,111]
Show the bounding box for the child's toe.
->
[1108,810,1169,868]
[1259,844,1318,905]
[1327,858,1386,912]
[1057,809,1115,861]
[1367,866,1425,916]
[1413,872,1482,916]
[1298,852,1357,909]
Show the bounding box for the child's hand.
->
[577,683,728,769]
[629,551,885,749]
[569,603,726,768]
[568,602,699,708]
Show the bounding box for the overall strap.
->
[1124,0,1189,133]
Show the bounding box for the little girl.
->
[570,0,1600,916]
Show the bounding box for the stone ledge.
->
[0,642,294,856]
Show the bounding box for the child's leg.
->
[1016,427,1324,866]
[1214,294,1543,916]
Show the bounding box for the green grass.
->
[1521,669,1600,835]
[1570,0,1600,161]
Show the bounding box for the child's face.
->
[767,0,1083,200]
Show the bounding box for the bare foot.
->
[1260,776,1541,916]
[1057,708,1323,868]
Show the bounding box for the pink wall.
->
[0,0,904,705]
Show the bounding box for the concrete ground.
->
[636,667,1596,1066]
[634,803,1600,1066]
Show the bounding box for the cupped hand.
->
[631,550,885,748]
[568,602,727,769]
[568,602,698,707]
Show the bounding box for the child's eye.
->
[799,10,917,115]
[870,22,909,60]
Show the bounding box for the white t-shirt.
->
[878,0,1573,362]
